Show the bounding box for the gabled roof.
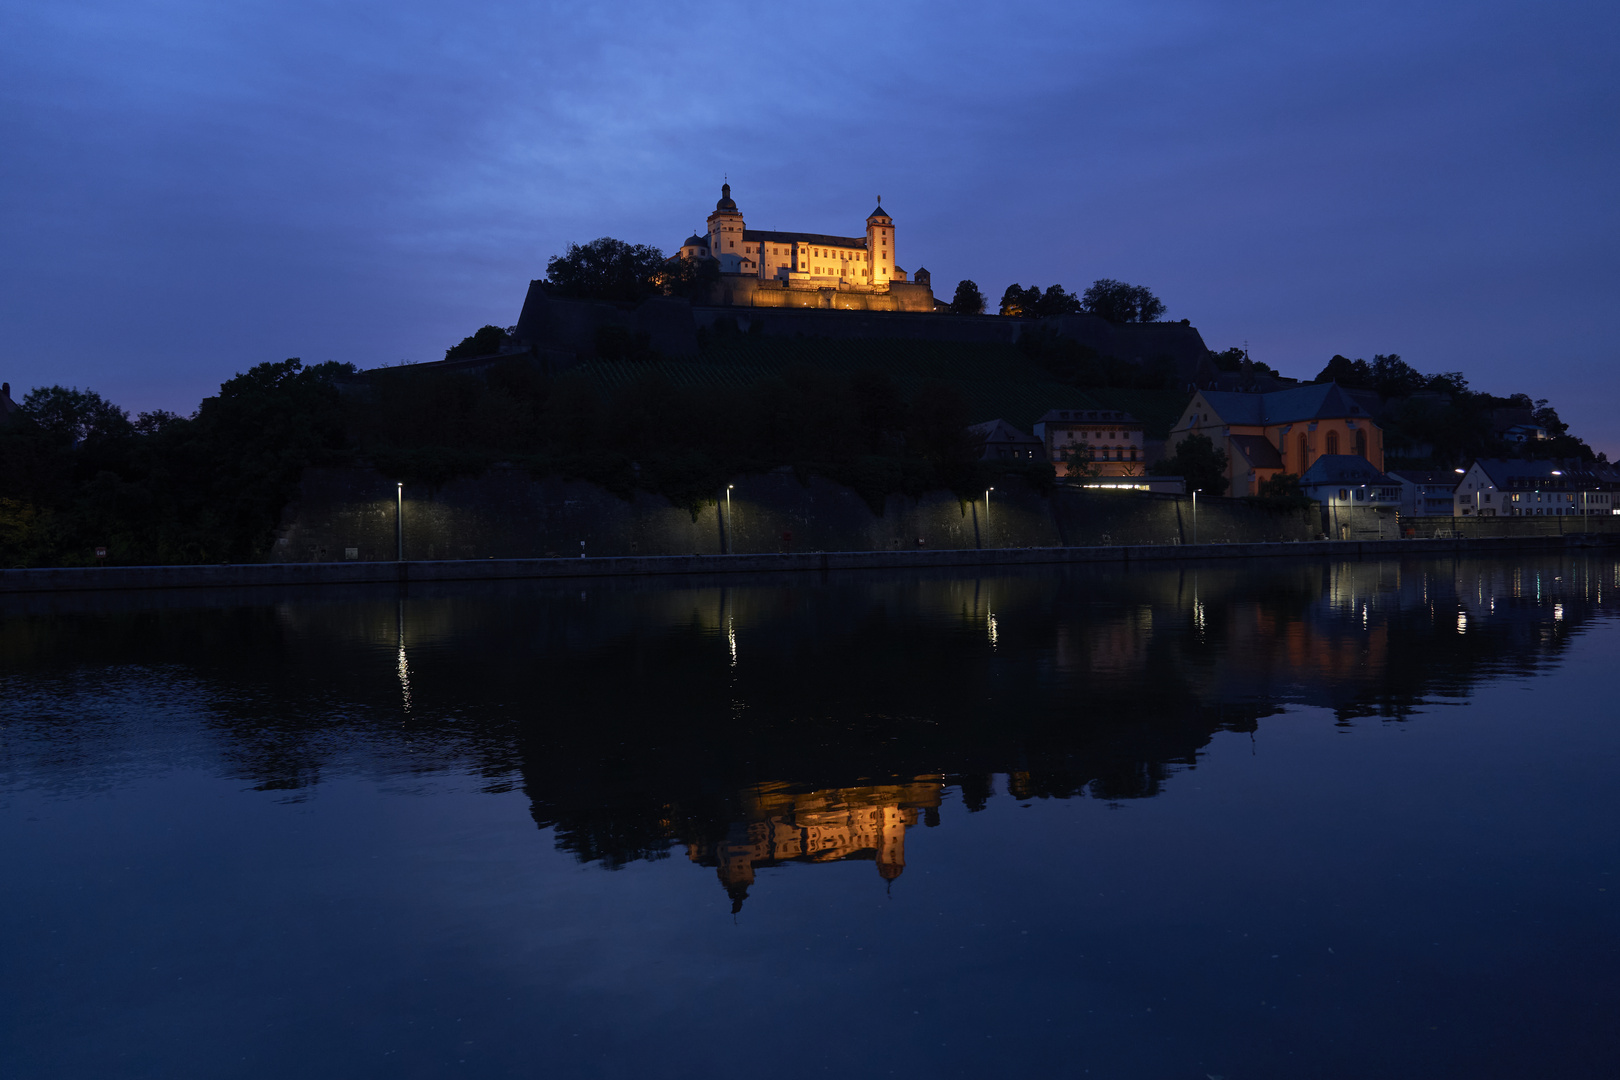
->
[1229,434,1284,470]
[1299,454,1395,487]
[745,229,867,248]
[1200,382,1372,426]
[1467,458,1619,487]
[968,419,1040,445]
[1035,408,1139,425]
[1389,469,1461,485]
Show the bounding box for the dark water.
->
[2,555,1618,1079]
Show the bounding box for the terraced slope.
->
[571,337,1188,438]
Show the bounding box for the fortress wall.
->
[270,466,1314,564]
[692,305,1024,343]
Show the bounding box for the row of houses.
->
[971,382,1618,517]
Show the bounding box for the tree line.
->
[0,357,1049,568]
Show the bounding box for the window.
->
[1298,434,1310,471]
[1326,431,1340,455]
[1354,429,1367,458]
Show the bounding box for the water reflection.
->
[3,553,1616,901]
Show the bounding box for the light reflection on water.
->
[2,553,1618,1078]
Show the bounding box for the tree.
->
[21,387,133,446]
[1149,433,1229,495]
[664,254,720,300]
[1080,279,1166,323]
[1034,284,1082,317]
[949,280,986,315]
[445,325,509,361]
[544,237,668,302]
[999,283,1033,317]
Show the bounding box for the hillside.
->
[573,335,1188,439]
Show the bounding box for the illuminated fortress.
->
[675,183,938,312]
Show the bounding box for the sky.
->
[2,0,1617,453]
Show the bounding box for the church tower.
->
[866,201,894,285]
[706,183,747,274]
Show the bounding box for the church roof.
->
[1200,382,1369,426]
[744,229,868,248]
[714,183,738,213]
[682,234,707,248]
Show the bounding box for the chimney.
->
[1,383,9,398]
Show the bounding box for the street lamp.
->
[725,484,734,554]
[986,487,994,526]
[1191,488,1198,545]
[395,483,404,562]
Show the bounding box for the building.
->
[676,184,936,312]
[1032,408,1146,478]
[0,382,19,427]
[686,780,942,912]
[1457,459,1620,516]
[1389,469,1461,518]
[968,419,1042,462]
[1299,455,1401,539]
[1168,383,1384,497]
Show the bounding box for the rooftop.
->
[1199,382,1370,426]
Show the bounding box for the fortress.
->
[675,183,937,312]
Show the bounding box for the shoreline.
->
[2,534,1613,594]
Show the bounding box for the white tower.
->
[706,183,747,274]
[865,200,894,285]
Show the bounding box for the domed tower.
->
[865,200,894,286]
[706,183,747,274]
[678,230,710,260]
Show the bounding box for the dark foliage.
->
[544,237,669,302]
[1150,433,1229,496]
[1210,346,1280,379]
[1080,279,1166,323]
[1316,353,1598,466]
[1246,472,1314,510]
[0,359,354,568]
[949,280,986,315]
[998,283,1082,318]
[444,325,510,361]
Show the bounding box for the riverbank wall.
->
[268,465,1321,563]
[3,534,1612,595]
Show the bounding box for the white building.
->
[1389,469,1460,518]
[1460,459,1620,516]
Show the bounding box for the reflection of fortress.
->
[687,779,943,912]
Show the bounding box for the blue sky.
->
[3,0,1617,453]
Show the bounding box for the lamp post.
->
[986,487,994,526]
[395,483,403,562]
[1191,488,1198,545]
[725,484,734,555]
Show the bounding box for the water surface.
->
[2,555,1617,1078]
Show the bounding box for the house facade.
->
[1031,408,1145,478]
[1299,455,1401,539]
[1168,383,1383,497]
[1459,459,1620,516]
[1389,469,1461,518]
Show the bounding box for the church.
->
[674,183,937,312]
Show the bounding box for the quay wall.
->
[2,535,1611,596]
[267,466,1321,564]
